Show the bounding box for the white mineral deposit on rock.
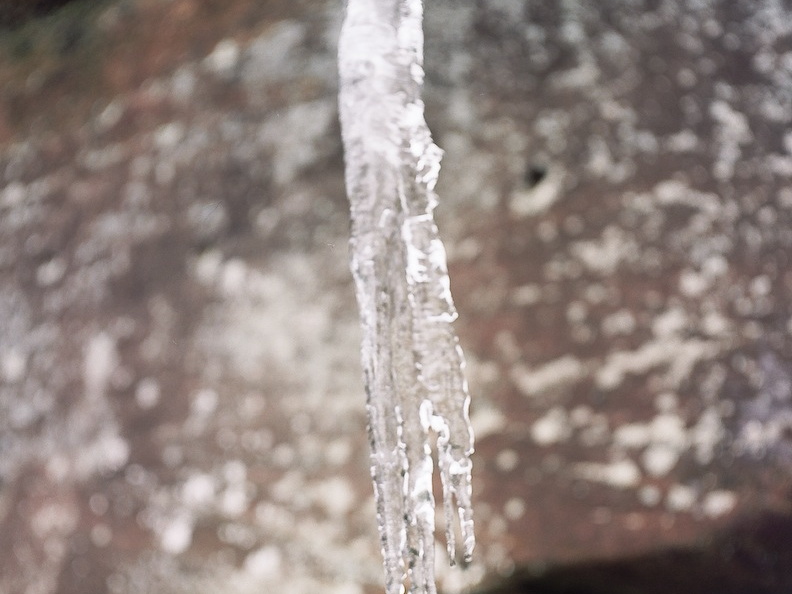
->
[338,0,475,592]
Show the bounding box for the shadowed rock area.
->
[1,0,792,593]
[472,511,792,594]
[0,0,80,30]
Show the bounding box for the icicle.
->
[338,1,475,592]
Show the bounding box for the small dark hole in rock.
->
[471,511,792,594]
[524,164,547,188]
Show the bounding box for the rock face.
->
[1,0,792,593]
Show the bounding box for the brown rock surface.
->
[1,0,792,593]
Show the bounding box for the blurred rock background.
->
[1,0,792,593]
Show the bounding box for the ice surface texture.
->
[338,0,475,592]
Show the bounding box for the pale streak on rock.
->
[510,355,585,397]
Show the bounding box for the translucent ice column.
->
[337,1,475,593]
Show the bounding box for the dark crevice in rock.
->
[472,510,792,594]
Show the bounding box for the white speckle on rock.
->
[690,406,724,464]
[702,310,731,337]
[655,392,678,412]
[569,405,593,427]
[676,67,697,88]
[551,61,600,90]
[75,432,130,478]
[710,100,752,181]
[221,485,249,518]
[324,438,353,466]
[220,258,249,296]
[96,100,125,131]
[511,355,585,397]
[566,300,588,324]
[495,449,519,473]
[665,129,698,152]
[573,458,641,489]
[182,473,216,508]
[613,423,651,449]
[312,477,356,518]
[530,407,572,446]
[470,405,507,440]
[224,460,247,483]
[271,471,304,503]
[91,523,113,548]
[160,514,194,555]
[257,99,336,185]
[595,336,719,391]
[510,284,542,306]
[84,332,118,401]
[679,268,710,297]
[272,444,296,468]
[0,180,26,207]
[187,201,229,243]
[702,490,737,518]
[487,514,508,537]
[170,66,197,102]
[638,179,721,215]
[80,144,127,171]
[447,236,483,264]
[578,414,611,447]
[586,136,616,179]
[204,39,241,75]
[537,220,558,242]
[652,307,687,338]
[1,349,27,383]
[31,502,78,539]
[244,546,283,579]
[191,388,219,419]
[638,485,661,507]
[36,257,67,287]
[218,523,257,549]
[702,255,728,278]
[135,377,161,409]
[494,331,521,362]
[666,484,696,512]
[651,413,688,449]
[601,309,636,337]
[642,444,680,477]
[243,21,305,86]
[571,226,636,275]
[154,122,185,150]
[193,249,224,285]
[503,497,526,520]
[750,274,772,297]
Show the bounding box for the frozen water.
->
[338,1,475,593]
